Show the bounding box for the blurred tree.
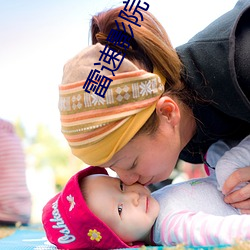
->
[14,117,26,139]
[28,124,69,169]
[14,120,85,191]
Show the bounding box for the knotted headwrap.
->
[59,43,165,165]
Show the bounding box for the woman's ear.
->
[156,96,180,126]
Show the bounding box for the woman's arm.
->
[215,135,250,212]
[215,135,250,192]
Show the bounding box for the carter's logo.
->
[50,200,76,244]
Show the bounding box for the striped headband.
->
[59,43,165,165]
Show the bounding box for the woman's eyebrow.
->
[107,160,118,170]
[109,156,127,170]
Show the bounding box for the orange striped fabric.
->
[59,70,163,144]
[58,44,165,165]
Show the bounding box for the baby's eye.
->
[120,180,124,191]
[118,204,123,216]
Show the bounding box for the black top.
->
[176,0,250,164]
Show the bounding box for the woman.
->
[59,0,250,211]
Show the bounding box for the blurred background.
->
[0,0,238,223]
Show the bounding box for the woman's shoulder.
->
[176,0,250,123]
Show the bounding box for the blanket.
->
[0,225,248,250]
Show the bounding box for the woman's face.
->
[100,119,182,186]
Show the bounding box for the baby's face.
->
[84,174,160,244]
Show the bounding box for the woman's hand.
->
[223,166,250,214]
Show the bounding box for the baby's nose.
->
[126,191,140,206]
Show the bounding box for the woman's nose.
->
[112,168,139,185]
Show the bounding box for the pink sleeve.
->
[0,119,31,224]
[160,210,250,246]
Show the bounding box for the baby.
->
[42,135,250,249]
